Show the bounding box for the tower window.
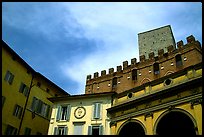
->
[175,54,183,67]
[112,77,117,88]
[153,63,160,75]
[132,69,137,80]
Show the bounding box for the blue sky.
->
[2,2,202,95]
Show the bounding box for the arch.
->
[164,70,174,76]
[140,78,151,85]
[153,108,198,135]
[117,119,146,135]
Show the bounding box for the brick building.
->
[85,25,202,135]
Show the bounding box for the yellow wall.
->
[2,44,68,135]
[110,67,202,135]
[48,95,112,135]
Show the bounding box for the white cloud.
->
[60,2,202,94]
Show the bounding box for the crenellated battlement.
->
[86,35,201,82]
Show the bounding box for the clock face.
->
[74,106,86,119]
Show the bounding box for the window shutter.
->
[56,106,61,121]
[94,103,101,119]
[9,74,14,84]
[99,125,103,135]
[13,104,17,116]
[37,100,43,113]
[46,105,50,118]
[64,127,68,135]
[19,83,24,93]
[18,107,23,119]
[31,97,37,111]
[24,86,29,96]
[88,126,92,135]
[54,127,58,135]
[4,71,9,81]
[65,105,71,121]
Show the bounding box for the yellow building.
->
[47,92,115,135]
[107,62,202,135]
[2,40,69,135]
[84,26,202,135]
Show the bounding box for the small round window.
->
[127,92,133,98]
[164,78,172,86]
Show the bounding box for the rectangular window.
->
[30,97,50,118]
[5,125,18,135]
[24,127,31,135]
[93,103,101,119]
[175,54,183,67]
[4,70,14,85]
[132,69,137,80]
[54,127,68,135]
[13,104,23,119]
[2,96,6,109]
[153,63,160,75]
[88,125,103,135]
[74,123,84,135]
[112,77,117,88]
[19,83,29,96]
[56,105,71,121]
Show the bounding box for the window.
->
[30,97,50,118]
[5,125,18,135]
[2,96,6,109]
[74,123,84,135]
[153,63,160,75]
[112,77,117,88]
[19,82,29,96]
[13,104,23,119]
[93,103,101,119]
[24,127,31,135]
[175,54,183,67]
[56,105,71,121]
[54,127,68,135]
[132,69,137,80]
[88,125,103,135]
[4,70,14,85]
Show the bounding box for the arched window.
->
[153,63,160,75]
[175,54,183,67]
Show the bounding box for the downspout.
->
[18,72,35,135]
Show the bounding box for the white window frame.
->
[93,102,102,120]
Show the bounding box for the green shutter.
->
[94,103,101,119]
[56,106,61,121]
[65,105,71,121]
[4,71,9,81]
[9,74,14,85]
[31,97,38,111]
[37,100,43,113]
[19,83,24,93]
[88,126,92,135]
[18,107,23,119]
[64,127,68,135]
[46,105,50,118]
[99,125,103,135]
[54,127,58,135]
[24,86,29,96]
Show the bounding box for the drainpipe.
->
[18,72,35,135]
